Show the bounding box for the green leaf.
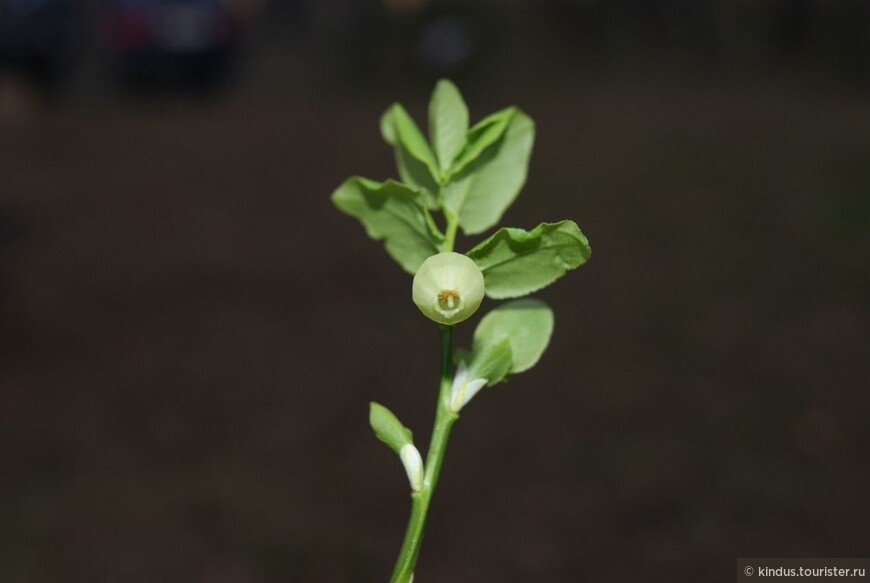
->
[390,104,440,174]
[397,147,441,208]
[467,220,591,299]
[369,402,413,455]
[451,107,514,175]
[428,79,469,173]
[442,110,535,235]
[331,176,440,274]
[473,299,554,374]
[467,338,513,387]
[381,105,442,207]
[380,108,397,146]
[453,347,473,367]
[423,208,446,243]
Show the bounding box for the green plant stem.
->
[442,215,459,254]
[388,216,460,583]
[388,325,458,583]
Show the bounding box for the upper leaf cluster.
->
[331,80,591,394]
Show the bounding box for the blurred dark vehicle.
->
[0,0,79,98]
[104,0,247,91]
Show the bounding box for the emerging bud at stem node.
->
[400,444,424,492]
[448,360,489,413]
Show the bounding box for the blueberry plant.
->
[331,80,591,582]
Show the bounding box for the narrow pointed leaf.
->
[467,220,591,299]
[380,108,398,146]
[442,110,535,235]
[473,299,554,374]
[396,145,440,208]
[382,105,441,207]
[424,209,446,244]
[369,402,413,455]
[450,107,515,175]
[390,104,440,174]
[428,79,469,172]
[331,176,440,273]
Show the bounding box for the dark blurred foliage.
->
[1,1,869,582]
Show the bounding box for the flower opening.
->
[412,252,485,325]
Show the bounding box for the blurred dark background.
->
[1,1,869,582]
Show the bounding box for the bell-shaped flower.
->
[412,252,485,325]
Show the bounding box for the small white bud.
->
[412,252,485,325]
[399,443,424,492]
[448,360,489,413]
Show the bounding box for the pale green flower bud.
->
[448,360,488,413]
[412,252,485,325]
[399,443,424,492]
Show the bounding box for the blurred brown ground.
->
[1,7,870,583]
